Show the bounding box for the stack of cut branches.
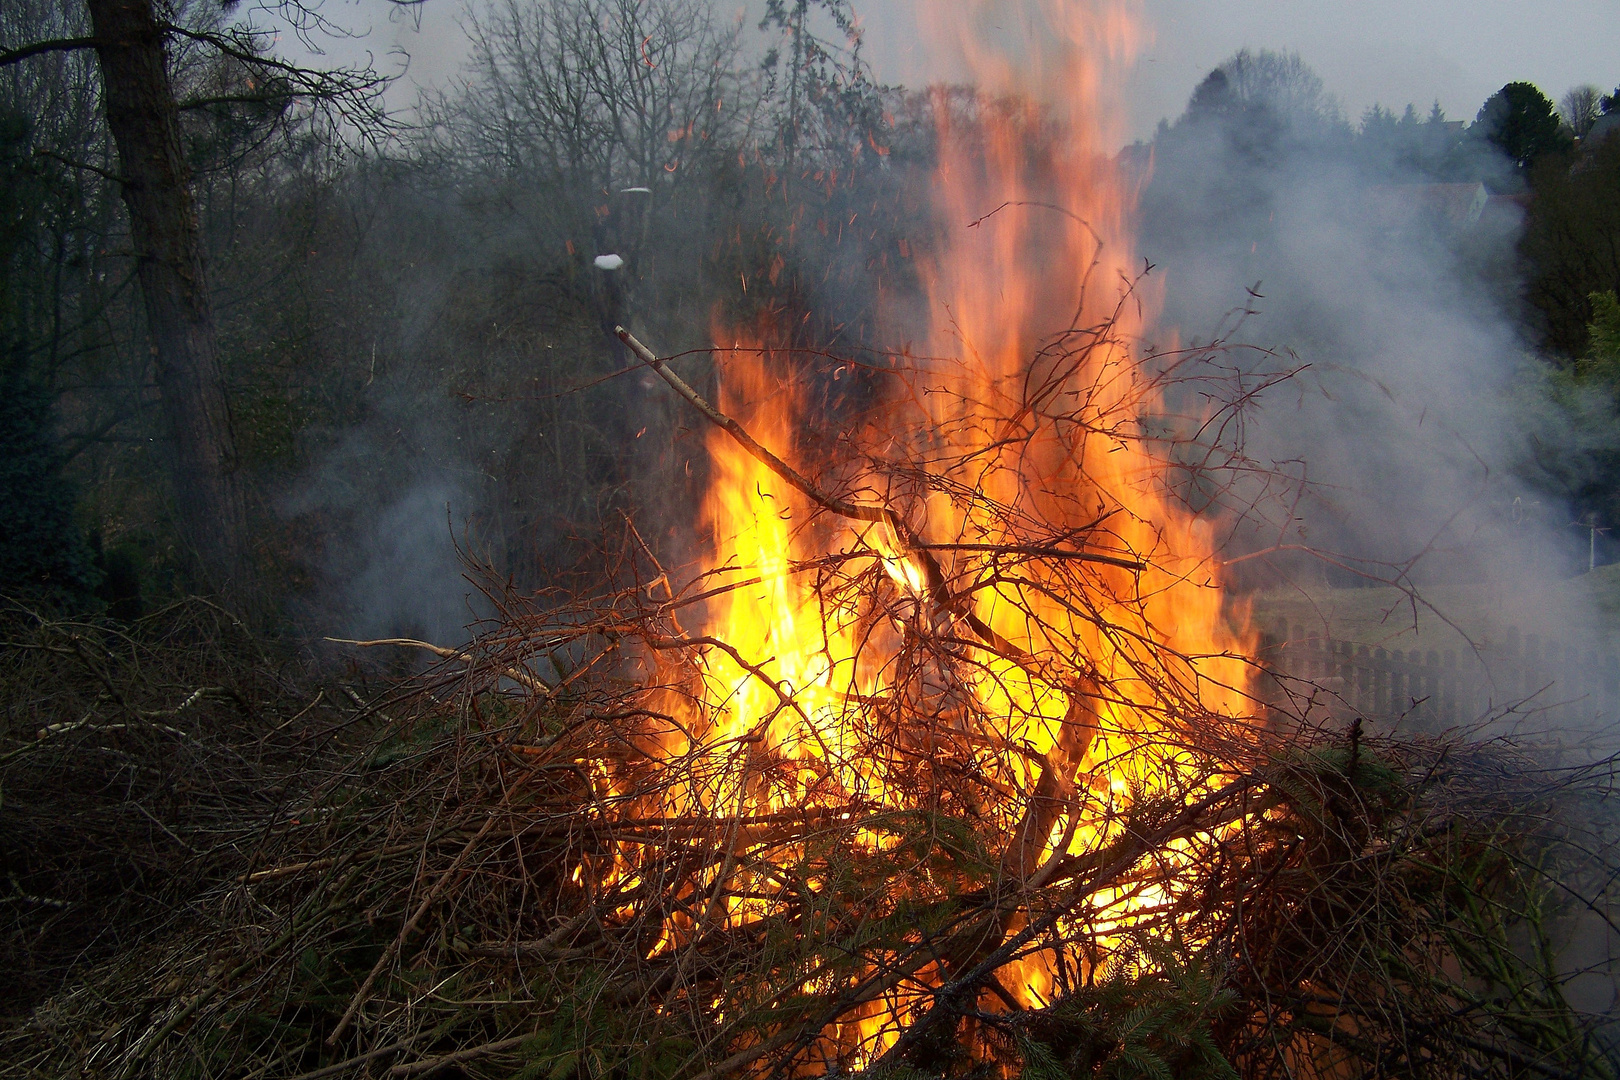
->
[8,598,1616,1079]
[5,319,1619,1080]
[0,598,350,1021]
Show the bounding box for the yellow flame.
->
[628,0,1255,1064]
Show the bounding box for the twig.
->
[326,638,553,694]
[387,1035,530,1077]
[119,917,313,1078]
[236,842,436,883]
[918,541,1144,571]
[327,815,499,1045]
[285,1036,418,1080]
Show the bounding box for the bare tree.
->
[1,0,391,598]
[1223,49,1339,119]
[447,0,748,240]
[1560,84,1602,139]
[438,0,752,357]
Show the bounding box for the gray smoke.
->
[1134,57,1600,634]
[281,384,486,649]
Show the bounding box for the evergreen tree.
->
[1475,81,1571,168]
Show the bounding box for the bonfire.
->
[4,3,1618,1079]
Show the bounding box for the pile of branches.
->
[5,319,1620,1079]
[0,598,366,1020]
[7,598,1616,1078]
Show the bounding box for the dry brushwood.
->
[4,309,1620,1080]
[0,598,373,1020]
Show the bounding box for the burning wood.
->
[8,3,1619,1077]
[12,335,1619,1075]
[153,297,1591,1079]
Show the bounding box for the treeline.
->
[1133,50,1620,572]
[3,1,1619,627]
[1141,52,1619,359]
[1,0,940,632]
[1159,53,1613,359]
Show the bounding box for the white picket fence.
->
[1258,624,1620,729]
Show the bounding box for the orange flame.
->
[634,0,1254,1067]
[912,0,1252,773]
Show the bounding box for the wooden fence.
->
[1258,624,1620,729]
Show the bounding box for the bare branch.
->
[0,37,99,68]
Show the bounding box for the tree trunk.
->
[87,0,249,594]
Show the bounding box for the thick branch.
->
[0,37,99,67]
[616,326,886,527]
[32,148,127,186]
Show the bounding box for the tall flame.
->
[633,0,1254,1068]
[911,0,1251,770]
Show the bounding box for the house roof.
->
[1361,182,1490,231]
[1587,113,1620,144]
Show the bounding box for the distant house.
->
[1585,113,1620,145]
[1362,181,1490,233]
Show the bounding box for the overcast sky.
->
[295,0,1619,144]
[866,0,1620,139]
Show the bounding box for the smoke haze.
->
[283,3,1617,702]
[1126,53,1620,746]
